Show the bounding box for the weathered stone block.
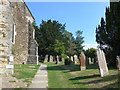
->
[0,23,6,28]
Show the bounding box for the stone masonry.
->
[0,0,14,75]
[10,1,38,64]
[0,0,38,75]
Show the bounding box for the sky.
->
[26,2,110,50]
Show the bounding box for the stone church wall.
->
[0,0,38,76]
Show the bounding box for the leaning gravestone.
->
[97,49,109,77]
[74,55,78,64]
[49,55,53,62]
[80,52,86,70]
[44,55,48,62]
[116,56,120,70]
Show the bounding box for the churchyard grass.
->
[46,62,119,88]
[46,62,89,88]
[13,64,40,86]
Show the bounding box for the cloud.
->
[83,44,98,50]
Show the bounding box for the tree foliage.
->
[33,19,84,59]
[85,48,97,58]
[96,2,120,67]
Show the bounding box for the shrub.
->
[64,58,71,65]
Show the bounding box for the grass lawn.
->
[45,62,119,88]
[13,64,40,87]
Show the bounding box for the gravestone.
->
[97,49,109,77]
[70,56,74,62]
[67,56,69,58]
[116,56,120,70]
[49,55,53,62]
[62,58,65,62]
[56,55,60,64]
[88,57,92,64]
[44,55,48,62]
[74,55,78,64]
[80,52,86,70]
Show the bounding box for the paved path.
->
[29,64,48,88]
[0,75,2,90]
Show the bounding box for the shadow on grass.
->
[47,65,68,71]
[70,74,119,88]
[102,81,119,88]
[69,75,100,81]
[47,64,100,73]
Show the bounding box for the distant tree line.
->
[96,1,120,67]
[33,19,84,60]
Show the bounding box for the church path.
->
[29,64,48,88]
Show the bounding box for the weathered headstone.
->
[88,57,92,64]
[70,56,74,62]
[44,55,48,62]
[116,56,120,70]
[80,52,86,70]
[74,55,78,64]
[56,55,60,64]
[97,49,109,77]
[62,58,65,62]
[67,56,69,58]
[49,55,53,62]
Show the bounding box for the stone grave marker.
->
[74,55,78,64]
[44,55,48,62]
[116,56,120,70]
[56,55,60,64]
[61,58,65,62]
[67,56,69,58]
[49,55,53,62]
[80,52,86,70]
[97,49,109,77]
[88,57,92,64]
[70,56,74,62]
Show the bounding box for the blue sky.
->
[26,2,109,49]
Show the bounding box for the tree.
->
[85,48,97,59]
[34,19,66,56]
[74,30,84,55]
[96,1,120,67]
[34,19,85,62]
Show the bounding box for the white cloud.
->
[83,44,98,50]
